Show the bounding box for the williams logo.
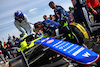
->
[82,52,91,57]
[47,40,54,43]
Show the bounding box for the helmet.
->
[14,10,23,18]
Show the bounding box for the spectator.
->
[7,39,15,58]
[85,0,100,23]
[0,41,8,64]
[34,21,43,37]
[7,36,14,46]
[43,15,48,20]
[12,36,20,46]
[3,42,11,59]
[49,14,55,20]
[12,36,16,43]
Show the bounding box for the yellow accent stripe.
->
[28,35,48,48]
[70,22,89,39]
[64,22,68,26]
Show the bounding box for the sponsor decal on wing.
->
[47,39,54,43]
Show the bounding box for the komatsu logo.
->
[82,52,91,57]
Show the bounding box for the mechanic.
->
[49,1,71,26]
[41,15,59,37]
[71,0,92,33]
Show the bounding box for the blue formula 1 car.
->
[9,21,100,67]
[9,34,100,67]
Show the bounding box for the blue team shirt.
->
[41,19,59,30]
[54,5,71,23]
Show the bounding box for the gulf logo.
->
[47,39,54,43]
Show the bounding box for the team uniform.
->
[41,19,59,36]
[71,0,92,32]
[54,5,71,26]
[14,14,35,35]
[53,5,72,37]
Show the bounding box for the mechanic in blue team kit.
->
[41,15,59,37]
[71,0,92,33]
[14,10,36,36]
[49,1,75,40]
[49,1,71,26]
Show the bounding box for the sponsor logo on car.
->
[47,39,54,43]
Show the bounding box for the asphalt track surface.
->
[0,59,9,67]
[0,58,23,67]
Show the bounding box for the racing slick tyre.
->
[70,22,90,45]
